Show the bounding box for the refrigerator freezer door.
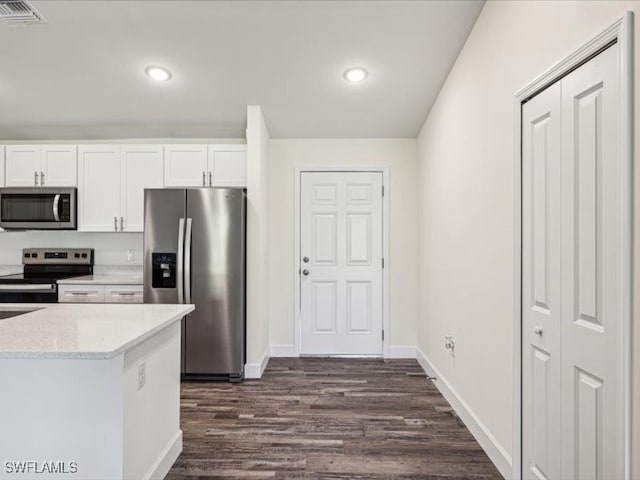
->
[184,188,246,377]
[143,189,186,305]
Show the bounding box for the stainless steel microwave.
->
[0,187,77,230]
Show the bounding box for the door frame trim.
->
[293,166,390,357]
[512,12,633,479]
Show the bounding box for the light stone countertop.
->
[0,303,194,359]
[57,272,143,285]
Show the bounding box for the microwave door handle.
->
[52,194,61,222]
[184,218,193,304]
[177,218,185,304]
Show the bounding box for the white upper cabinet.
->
[78,145,121,232]
[209,144,247,187]
[163,144,246,187]
[163,145,208,187]
[121,145,164,232]
[5,145,77,187]
[78,145,164,232]
[41,145,78,186]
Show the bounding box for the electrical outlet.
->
[137,361,146,390]
[127,249,135,262]
[444,335,455,356]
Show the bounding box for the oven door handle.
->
[0,284,57,293]
[53,194,61,222]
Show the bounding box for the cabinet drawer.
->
[104,285,143,304]
[58,285,105,303]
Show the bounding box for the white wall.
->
[269,139,418,354]
[245,106,271,378]
[416,0,640,476]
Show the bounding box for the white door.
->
[163,145,208,187]
[5,145,40,186]
[560,44,623,480]
[522,82,562,480]
[0,146,5,187]
[41,145,77,186]
[121,145,164,232]
[300,172,383,355]
[78,145,121,232]
[522,44,624,480]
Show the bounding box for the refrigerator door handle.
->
[184,218,193,304]
[177,218,185,304]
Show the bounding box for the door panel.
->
[77,145,121,231]
[184,188,245,376]
[163,145,208,187]
[5,146,40,187]
[121,145,164,232]
[560,44,622,480]
[522,82,562,480]
[41,145,77,186]
[300,172,382,355]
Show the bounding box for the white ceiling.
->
[0,0,484,140]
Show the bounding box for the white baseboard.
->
[269,345,417,359]
[415,347,512,479]
[144,429,182,480]
[270,344,297,357]
[386,345,416,358]
[245,346,270,379]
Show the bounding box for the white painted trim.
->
[512,12,634,479]
[244,346,270,379]
[293,166,391,358]
[387,346,416,359]
[143,429,182,480]
[270,344,297,357]
[415,347,512,479]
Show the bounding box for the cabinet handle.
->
[209,171,212,186]
[120,216,124,232]
[202,171,206,186]
[40,171,45,186]
[34,171,38,186]
[114,216,118,232]
[116,292,136,296]
[70,292,89,296]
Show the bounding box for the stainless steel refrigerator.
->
[143,188,246,381]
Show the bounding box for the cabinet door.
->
[41,145,77,186]
[163,145,208,187]
[0,146,5,187]
[209,144,247,187]
[5,145,40,187]
[78,145,121,232]
[121,145,164,232]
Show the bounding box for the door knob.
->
[303,256,309,263]
[534,326,543,336]
[302,269,309,276]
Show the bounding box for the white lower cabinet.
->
[59,284,143,304]
[78,145,163,232]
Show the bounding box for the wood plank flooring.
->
[167,358,502,479]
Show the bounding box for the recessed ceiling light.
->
[343,67,369,83]
[145,66,172,82]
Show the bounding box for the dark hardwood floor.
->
[167,358,502,479]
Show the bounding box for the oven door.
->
[0,284,58,303]
[0,188,77,230]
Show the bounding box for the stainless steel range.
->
[0,248,94,303]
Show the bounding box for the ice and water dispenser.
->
[151,253,177,288]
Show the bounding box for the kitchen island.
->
[0,303,194,480]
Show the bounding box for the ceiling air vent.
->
[0,0,45,24]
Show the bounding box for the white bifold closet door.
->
[522,44,624,480]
